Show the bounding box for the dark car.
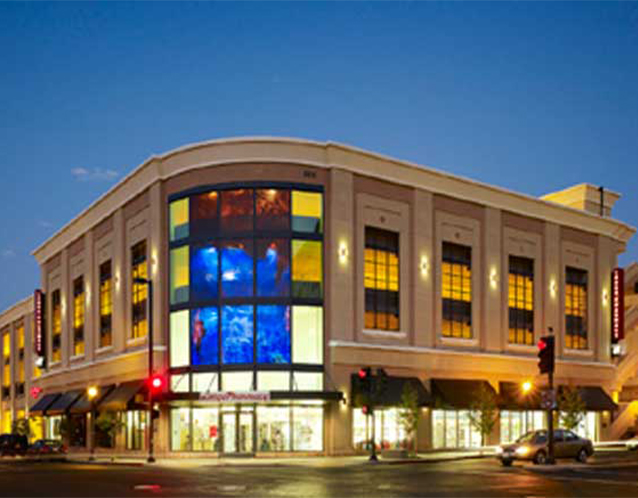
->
[496,429,594,466]
[0,434,29,456]
[27,439,67,456]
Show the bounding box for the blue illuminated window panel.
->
[191,246,219,301]
[222,305,254,364]
[221,240,254,297]
[257,305,291,364]
[191,307,219,365]
[257,239,290,297]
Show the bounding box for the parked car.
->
[625,436,638,451]
[0,434,29,456]
[27,439,67,456]
[495,429,594,466]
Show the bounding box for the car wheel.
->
[533,451,547,465]
[501,459,513,467]
[576,448,588,463]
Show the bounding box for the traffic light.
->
[362,405,373,416]
[149,375,164,393]
[358,367,373,395]
[537,336,555,375]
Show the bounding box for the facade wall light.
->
[489,267,498,290]
[549,279,557,299]
[602,288,609,306]
[338,241,349,266]
[420,255,429,279]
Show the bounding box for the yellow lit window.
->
[170,198,189,241]
[364,227,400,331]
[292,191,322,233]
[51,290,61,363]
[2,332,10,388]
[565,267,587,350]
[442,242,472,339]
[508,256,534,346]
[292,240,323,298]
[73,277,85,357]
[16,323,25,385]
[170,246,190,305]
[100,260,113,348]
[132,241,148,339]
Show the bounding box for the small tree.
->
[95,411,124,448]
[468,384,498,450]
[398,383,420,456]
[558,386,586,432]
[12,417,30,437]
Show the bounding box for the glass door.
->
[221,405,255,455]
[238,409,253,453]
[222,409,237,454]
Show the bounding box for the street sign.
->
[541,389,557,410]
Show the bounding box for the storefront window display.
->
[500,410,545,444]
[352,408,408,451]
[46,415,62,440]
[126,411,147,451]
[432,410,482,449]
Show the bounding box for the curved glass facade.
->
[168,184,324,393]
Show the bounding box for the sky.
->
[1,1,637,311]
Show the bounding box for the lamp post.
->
[87,386,98,461]
[133,276,155,464]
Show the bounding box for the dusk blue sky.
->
[1,2,637,311]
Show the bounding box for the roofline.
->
[31,136,636,261]
[0,294,33,325]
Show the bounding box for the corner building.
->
[0,138,634,456]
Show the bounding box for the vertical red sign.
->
[34,289,45,356]
[611,268,625,342]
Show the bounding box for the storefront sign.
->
[612,268,625,343]
[33,289,46,357]
[199,391,271,403]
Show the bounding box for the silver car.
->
[496,429,594,466]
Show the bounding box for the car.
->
[0,434,29,457]
[625,436,638,451]
[27,439,67,456]
[495,429,594,466]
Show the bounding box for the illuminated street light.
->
[522,381,533,394]
[87,386,98,400]
[87,386,99,461]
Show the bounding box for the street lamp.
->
[522,381,533,395]
[87,386,98,461]
[133,276,155,464]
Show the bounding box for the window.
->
[221,189,253,232]
[193,408,220,451]
[131,241,148,339]
[191,307,219,366]
[126,410,147,450]
[191,245,219,302]
[292,191,322,233]
[170,246,189,304]
[292,240,322,299]
[170,310,189,368]
[292,306,323,364]
[353,408,408,451]
[2,330,10,397]
[99,261,113,348]
[258,406,291,451]
[257,305,290,364]
[565,267,588,350]
[191,191,218,237]
[15,322,25,396]
[500,410,545,444]
[72,276,85,357]
[221,305,254,364]
[508,256,534,345]
[169,198,189,241]
[432,410,481,449]
[442,242,472,339]
[171,408,191,451]
[257,239,290,297]
[293,406,323,451]
[256,189,290,231]
[51,290,61,363]
[364,227,400,331]
[221,240,253,297]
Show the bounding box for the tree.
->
[558,386,586,432]
[468,384,498,449]
[11,417,30,437]
[398,383,420,456]
[95,411,124,448]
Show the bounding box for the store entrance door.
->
[221,405,254,455]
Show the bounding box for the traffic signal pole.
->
[547,369,554,464]
[147,279,155,464]
[370,411,378,462]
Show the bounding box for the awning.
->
[30,393,61,416]
[351,374,431,407]
[570,386,617,412]
[46,390,84,415]
[100,381,146,411]
[498,382,542,410]
[431,379,497,409]
[69,385,115,414]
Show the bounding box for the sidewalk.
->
[62,449,494,468]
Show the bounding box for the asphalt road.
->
[1,452,638,497]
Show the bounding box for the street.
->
[1,451,638,497]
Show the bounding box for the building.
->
[0,137,635,456]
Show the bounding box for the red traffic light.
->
[358,368,367,379]
[149,375,163,391]
[538,339,547,350]
[362,405,371,415]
